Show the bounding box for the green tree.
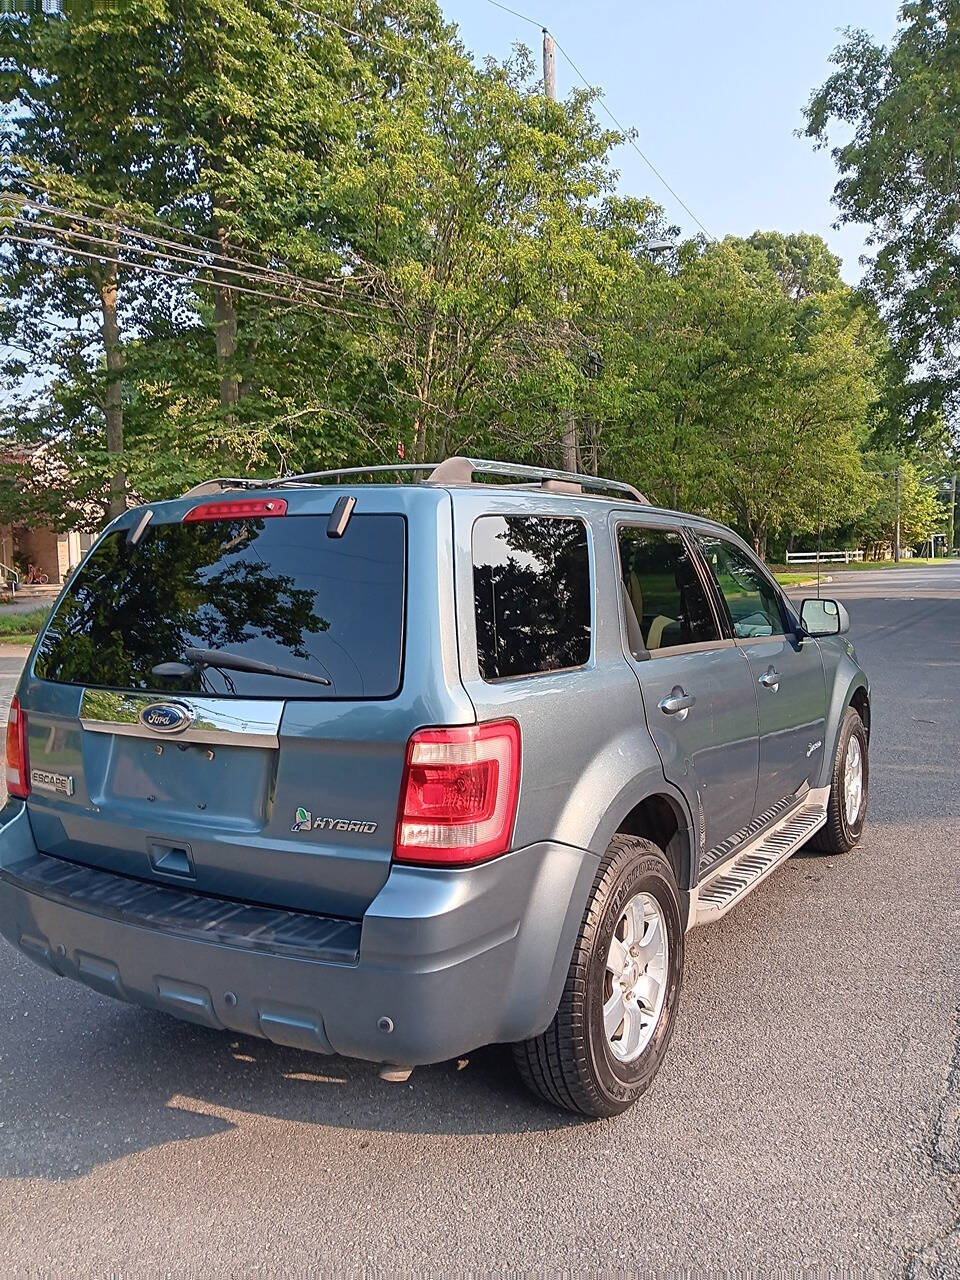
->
[5,0,170,516]
[805,1,960,436]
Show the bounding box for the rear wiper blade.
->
[153,647,331,687]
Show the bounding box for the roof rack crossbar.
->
[181,458,648,503]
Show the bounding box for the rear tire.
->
[513,835,684,1118]
[808,707,868,853]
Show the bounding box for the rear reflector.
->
[394,719,521,867]
[5,695,29,799]
[184,498,287,521]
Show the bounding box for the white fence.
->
[785,549,865,565]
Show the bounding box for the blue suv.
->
[0,458,870,1116]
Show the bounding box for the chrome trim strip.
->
[79,689,283,748]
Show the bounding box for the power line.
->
[284,1,440,71]
[16,175,275,265]
[14,196,394,314]
[12,222,379,324]
[485,0,544,29]
[8,231,379,323]
[483,0,716,240]
[550,36,716,242]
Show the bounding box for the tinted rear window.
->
[472,515,591,680]
[34,514,405,698]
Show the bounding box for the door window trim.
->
[613,517,731,662]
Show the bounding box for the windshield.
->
[34,513,406,698]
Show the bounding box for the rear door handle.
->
[659,687,696,720]
[759,667,781,691]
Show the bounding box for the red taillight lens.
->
[5,695,29,799]
[394,719,521,867]
[184,498,287,522]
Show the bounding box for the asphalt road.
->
[0,568,958,1275]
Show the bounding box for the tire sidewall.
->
[835,710,869,845]
[583,847,684,1110]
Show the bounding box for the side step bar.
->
[690,786,830,927]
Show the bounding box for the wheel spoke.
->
[634,972,661,1013]
[606,934,627,974]
[636,911,660,963]
[621,900,639,947]
[620,1001,644,1058]
[603,988,626,1040]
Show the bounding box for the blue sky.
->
[441,1,900,283]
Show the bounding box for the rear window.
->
[34,513,406,698]
[472,515,591,680]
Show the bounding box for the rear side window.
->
[34,514,406,698]
[472,515,591,679]
[618,526,719,653]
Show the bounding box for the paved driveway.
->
[0,570,957,1275]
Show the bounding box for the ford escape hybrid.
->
[0,457,870,1117]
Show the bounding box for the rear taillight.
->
[184,498,287,522]
[5,695,29,799]
[394,719,521,867]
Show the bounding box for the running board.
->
[690,786,830,927]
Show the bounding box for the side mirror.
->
[800,598,849,637]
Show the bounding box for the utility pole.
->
[543,28,579,473]
[894,466,902,563]
[542,28,556,99]
[949,472,957,558]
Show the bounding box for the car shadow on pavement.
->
[1,998,581,1180]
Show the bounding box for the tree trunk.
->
[100,259,126,520]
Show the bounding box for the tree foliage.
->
[805,0,960,441]
[0,0,946,556]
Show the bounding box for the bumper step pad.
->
[0,850,361,965]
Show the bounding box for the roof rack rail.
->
[181,457,648,503]
[427,456,648,503]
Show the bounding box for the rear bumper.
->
[0,803,597,1065]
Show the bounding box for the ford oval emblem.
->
[139,702,194,734]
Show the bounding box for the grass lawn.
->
[0,608,50,645]
[773,571,818,588]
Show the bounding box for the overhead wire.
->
[13,197,395,315]
[284,1,440,70]
[6,231,379,323]
[482,0,836,346]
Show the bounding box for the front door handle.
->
[659,687,696,720]
[759,667,781,691]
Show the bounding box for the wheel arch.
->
[592,781,696,892]
[817,670,871,789]
[849,684,871,739]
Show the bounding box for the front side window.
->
[618,527,719,653]
[472,515,591,679]
[698,536,785,638]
